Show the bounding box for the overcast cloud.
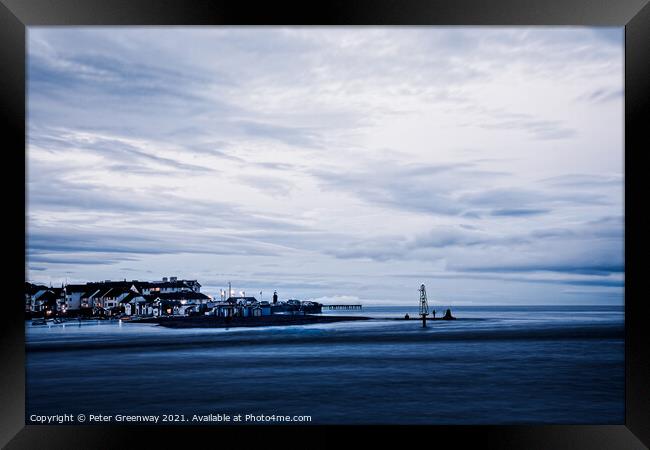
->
[27,27,624,305]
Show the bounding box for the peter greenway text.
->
[28,413,313,424]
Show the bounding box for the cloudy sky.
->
[27,27,623,305]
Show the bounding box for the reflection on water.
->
[26,305,624,424]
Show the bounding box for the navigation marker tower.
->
[419,284,429,327]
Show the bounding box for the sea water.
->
[25,305,624,424]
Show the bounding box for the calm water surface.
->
[26,305,624,424]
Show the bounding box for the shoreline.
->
[130,314,371,328]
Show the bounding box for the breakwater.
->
[131,314,370,328]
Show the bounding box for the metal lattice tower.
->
[419,284,429,327]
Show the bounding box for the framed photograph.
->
[2,0,648,448]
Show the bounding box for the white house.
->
[64,284,86,311]
[121,293,148,316]
[81,289,101,309]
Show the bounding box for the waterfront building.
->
[120,292,148,316]
[25,282,48,313]
[151,298,182,317]
[24,283,64,315]
[63,284,86,311]
[208,301,237,317]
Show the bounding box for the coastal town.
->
[24,277,456,329]
[25,277,323,321]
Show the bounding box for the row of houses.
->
[26,278,324,319]
[24,277,311,319]
[25,277,205,317]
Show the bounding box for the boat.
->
[31,318,48,325]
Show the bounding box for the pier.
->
[322,304,362,310]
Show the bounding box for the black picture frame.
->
[2,1,648,448]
